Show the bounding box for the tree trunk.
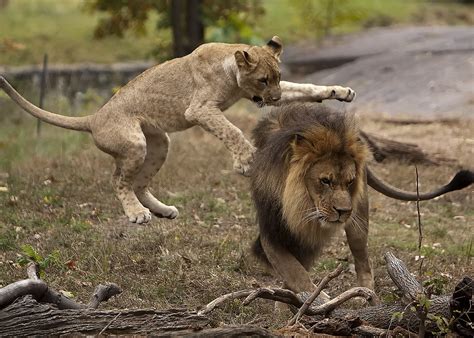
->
[171,0,204,57]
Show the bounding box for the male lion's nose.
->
[334,206,352,219]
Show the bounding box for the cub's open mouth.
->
[252,96,265,107]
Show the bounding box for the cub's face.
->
[304,156,357,227]
[234,37,283,107]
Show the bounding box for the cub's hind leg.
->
[133,131,178,219]
[93,122,151,224]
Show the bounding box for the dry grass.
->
[0,102,472,330]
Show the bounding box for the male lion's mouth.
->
[252,96,265,107]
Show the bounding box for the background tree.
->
[86,0,264,58]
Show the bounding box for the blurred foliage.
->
[289,0,412,40]
[85,0,265,59]
[0,0,472,65]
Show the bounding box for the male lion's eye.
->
[258,78,268,86]
[348,179,354,186]
[320,178,331,186]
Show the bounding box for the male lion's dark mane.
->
[250,102,365,267]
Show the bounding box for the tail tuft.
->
[446,170,474,192]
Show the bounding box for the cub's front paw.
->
[127,207,152,224]
[233,144,256,177]
[331,86,356,102]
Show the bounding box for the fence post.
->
[37,53,48,137]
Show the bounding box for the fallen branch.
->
[288,263,343,325]
[199,288,303,316]
[0,263,121,310]
[202,252,471,335]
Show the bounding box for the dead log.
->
[0,295,275,336]
[360,131,453,165]
[0,295,209,335]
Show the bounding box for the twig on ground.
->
[99,312,122,335]
[415,166,424,275]
[306,287,378,315]
[199,288,304,315]
[198,289,253,315]
[288,264,343,326]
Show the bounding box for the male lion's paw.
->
[331,86,356,102]
[128,208,152,224]
[154,205,179,219]
[233,144,256,177]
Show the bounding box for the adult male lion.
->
[251,102,473,292]
[0,36,354,224]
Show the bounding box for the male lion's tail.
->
[0,76,91,132]
[367,167,473,201]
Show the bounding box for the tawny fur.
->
[0,37,356,224]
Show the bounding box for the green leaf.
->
[20,244,43,263]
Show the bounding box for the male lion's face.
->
[304,156,357,227]
[234,37,283,107]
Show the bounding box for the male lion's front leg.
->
[280,81,355,103]
[260,236,315,293]
[344,189,374,290]
[185,105,255,176]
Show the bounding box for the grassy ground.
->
[1,0,472,66]
[0,96,472,329]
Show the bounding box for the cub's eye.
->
[320,178,331,186]
[258,78,268,85]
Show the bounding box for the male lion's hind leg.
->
[133,132,178,219]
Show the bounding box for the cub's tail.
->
[367,167,473,201]
[0,76,91,132]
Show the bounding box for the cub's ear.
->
[264,36,283,62]
[234,50,257,70]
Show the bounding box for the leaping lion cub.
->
[1,36,355,224]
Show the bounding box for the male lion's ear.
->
[292,133,314,151]
[234,50,257,69]
[264,36,283,62]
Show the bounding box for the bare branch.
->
[384,252,424,302]
[198,289,254,315]
[87,283,122,309]
[199,288,303,315]
[308,287,378,315]
[0,279,48,309]
[26,263,40,280]
[288,264,343,326]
